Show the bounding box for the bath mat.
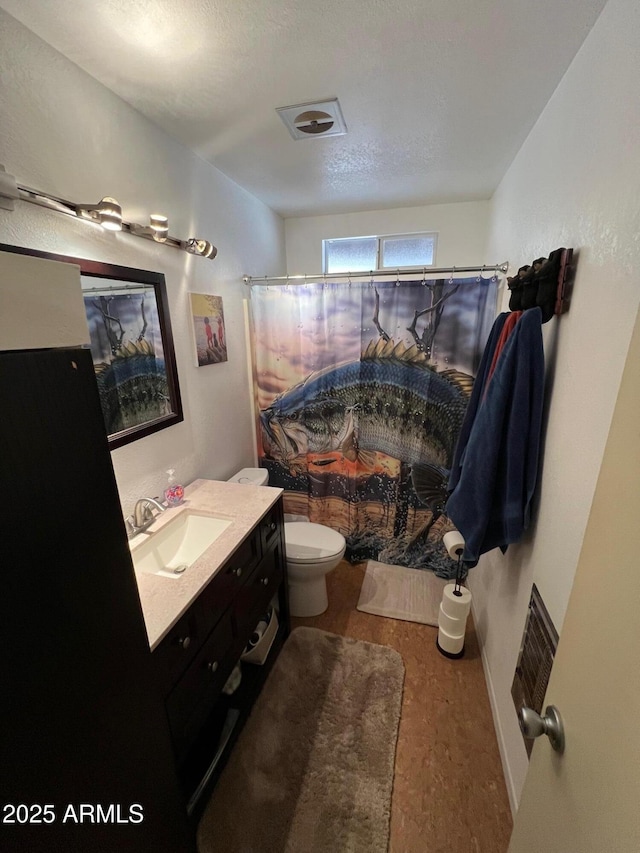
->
[357,559,447,626]
[197,627,404,853]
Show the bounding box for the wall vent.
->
[511,584,559,757]
[276,98,347,140]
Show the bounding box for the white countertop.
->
[131,478,283,651]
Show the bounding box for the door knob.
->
[519,705,565,754]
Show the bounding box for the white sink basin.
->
[131,511,231,579]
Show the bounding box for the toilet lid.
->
[284,522,345,562]
[227,467,269,486]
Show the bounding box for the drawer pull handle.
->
[178,636,191,649]
[269,522,277,532]
[233,567,243,578]
[208,661,219,673]
[261,577,269,586]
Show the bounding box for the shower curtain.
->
[250,276,497,577]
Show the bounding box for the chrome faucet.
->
[126,497,166,537]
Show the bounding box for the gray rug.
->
[197,627,405,853]
[357,560,447,626]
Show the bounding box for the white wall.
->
[284,200,491,274]
[471,0,640,813]
[0,9,285,516]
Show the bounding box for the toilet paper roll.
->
[443,530,465,560]
[441,583,472,620]
[438,602,467,638]
[437,626,465,656]
[249,617,269,648]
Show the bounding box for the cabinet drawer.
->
[152,610,200,695]
[260,503,282,553]
[165,611,234,758]
[197,530,261,638]
[235,541,284,639]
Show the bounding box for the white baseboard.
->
[472,597,519,818]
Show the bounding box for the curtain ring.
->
[396,267,400,286]
[421,266,426,286]
[449,265,455,284]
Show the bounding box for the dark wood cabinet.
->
[234,540,285,639]
[193,531,260,640]
[259,502,282,553]
[152,498,290,819]
[1,348,192,853]
[165,611,235,756]
[153,609,201,695]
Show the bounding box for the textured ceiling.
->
[0,0,607,217]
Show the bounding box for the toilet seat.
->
[284,522,345,562]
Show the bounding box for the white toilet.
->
[227,468,346,617]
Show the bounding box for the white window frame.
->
[322,231,438,274]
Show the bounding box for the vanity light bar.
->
[0,164,217,261]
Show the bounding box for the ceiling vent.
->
[276,98,347,140]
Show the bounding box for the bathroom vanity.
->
[131,479,290,819]
[2,252,285,851]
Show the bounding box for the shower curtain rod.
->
[243,261,509,285]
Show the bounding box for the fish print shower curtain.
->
[250,276,497,576]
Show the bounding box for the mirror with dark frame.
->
[0,243,183,449]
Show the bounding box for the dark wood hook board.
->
[507,247,574,322]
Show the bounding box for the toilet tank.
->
[227,467,269,486]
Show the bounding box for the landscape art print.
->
[189,293,228,366]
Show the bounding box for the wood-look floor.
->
[291,560,513,853]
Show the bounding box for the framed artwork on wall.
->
[0,243,183,449]
[188,292,228,366]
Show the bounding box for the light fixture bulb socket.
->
[149,214,169,242]
[186,237,217,259]
[96,197,122,231]
[78,196,122,231]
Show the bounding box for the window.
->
[323,232,437,274]
[323,236,377,274]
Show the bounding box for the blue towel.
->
[448,312,509,494]
[446,308,545,566]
